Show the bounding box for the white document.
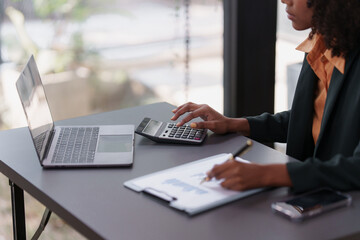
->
[124,153,265,215]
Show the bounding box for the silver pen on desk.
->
[199,140,253,184]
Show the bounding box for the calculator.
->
[135,118,207,144]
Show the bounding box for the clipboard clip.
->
[144,187,178,202]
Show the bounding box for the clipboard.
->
[124,153,265,215]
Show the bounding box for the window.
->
[275,0,310,112]
[0,0,223,130]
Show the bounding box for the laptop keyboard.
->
[34,131,47,155]
[52,127,99,163]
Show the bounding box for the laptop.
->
[16,55,135,168]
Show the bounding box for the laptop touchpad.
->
[97,135,132,152]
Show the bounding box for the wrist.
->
[226,118,250,136]
[260,164,293,187]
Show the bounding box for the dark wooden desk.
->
[0,102,359,240]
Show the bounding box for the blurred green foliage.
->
[5,0,117,71]
[33,0,91,20]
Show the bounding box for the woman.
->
[171,0,360,193]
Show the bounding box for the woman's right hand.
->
[171,102,250,135]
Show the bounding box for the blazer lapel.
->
[315,50,360,152]
[286,57,317,160]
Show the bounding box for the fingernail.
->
[171,116,175,120]
[172,109,177,113]
[190,123,197,128]
[176,122,181,126]
[206,171,213,178]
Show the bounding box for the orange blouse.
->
[296,34,345,144]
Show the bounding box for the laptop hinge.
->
[43,129,55,161]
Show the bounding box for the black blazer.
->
[246,49,360,192]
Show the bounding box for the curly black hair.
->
[308,0,360,57]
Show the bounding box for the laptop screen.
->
[16,56,54,161]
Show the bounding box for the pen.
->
[199,140,253,184]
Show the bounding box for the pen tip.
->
[200,176,210,184]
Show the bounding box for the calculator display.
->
[143,120,162,136]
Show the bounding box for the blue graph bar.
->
[163,178,208,195]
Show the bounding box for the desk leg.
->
[9,180,26,240]
[32,208,52,240]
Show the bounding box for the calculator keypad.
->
[160,123,206,142]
